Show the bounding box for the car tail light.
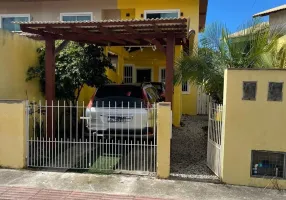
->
[87,92,96,108]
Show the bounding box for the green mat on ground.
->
[88,155,120,173]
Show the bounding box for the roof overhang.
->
[199,0,209,31]
[253,4,286,17]
[17,18,192,47]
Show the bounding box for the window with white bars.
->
[124,65,133,83]
[0,14,30,32]
[182,82,190,94]
[251,150,285,178]
[160,68,166,83]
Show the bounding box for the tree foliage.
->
[26,42,114,104]
[175,19,286,103]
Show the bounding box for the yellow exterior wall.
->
[117,0,199,118]
[221,69,286,189]
[157,102,172,178]
[0,31,43,100]
[0,100,26,168]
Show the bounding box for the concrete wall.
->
[270,10,286,34]
[0,0,117,22]
[0,100,26,168]
[0,31,43,100]
[221,69,286,189]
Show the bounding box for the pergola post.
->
[45,37,55,139]
[165,33,175,104]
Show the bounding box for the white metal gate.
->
[207,103,222,177]
[197,87,212,115]
[26,100,157,175]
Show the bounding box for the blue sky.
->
[206,0,286,33]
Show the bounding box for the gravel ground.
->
[171,115,219,181]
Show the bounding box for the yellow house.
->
[0,0,209,126]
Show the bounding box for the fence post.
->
[157,102,172,179]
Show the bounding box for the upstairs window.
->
[0,14,30,32]
[144,10,180,19]
[60,12,92,22]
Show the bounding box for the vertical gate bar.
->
[140,102,143,171]
[86,138,88,169]
[111,139,114,170]
[108,101,111,171]
[26,101,30,167]
[137,140,139,171]
[134,102,136,171]
[76,101,78,140]
[144,140,146,171]
[73,138,75,168]
[57,101,60,166]
[33,102,36,166]
[61,138,63,168]
[63,101,66,167]
[127,102,130,171]
[79,138,81,168]
[150,141,153,172]
[36,137,39,167]
[153,104,156,173]
[117,139,120,170]
[99,138,101,170]
[82,101,84,139]
[89,102,91,168]
[125,140,127,170]
[131,140,133,171]
[105,138,107,170]
[121,101,123,171]
[45,100,48,166]
[70,101,72,168]
[114,102,117,171]
[48,137,51,167]
[39,101,42,166]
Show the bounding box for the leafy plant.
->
[175,19,286,103]
[26,42,114,105]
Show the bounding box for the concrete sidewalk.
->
[0,169,286,200]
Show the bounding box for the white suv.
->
[85,83,160,138]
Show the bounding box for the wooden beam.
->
[45,37,56,139]
[55,40,69,56]
[165,33,175,104]
[154,24,162,33]
[145,38,166,54]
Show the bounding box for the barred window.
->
[251,150,285,178]
[124,65,133,83]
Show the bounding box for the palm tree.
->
[174,19,286,103]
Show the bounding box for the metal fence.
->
[26,100,157,175]
[207,102,223,177]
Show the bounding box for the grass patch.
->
[88,155,121,174]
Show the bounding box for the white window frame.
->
[0,14,31,32]
[124,64,134,83]
[60,12,93,21]
[182,81,190,94]
[159,67,166,83]
[144,9,180,19]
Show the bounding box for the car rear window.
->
[96,85,142,99]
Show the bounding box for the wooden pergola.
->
[18,18,192,137]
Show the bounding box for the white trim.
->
[144,9,180,19]
[182,81,191,94]
[0,14,31,31]
[159,67,166,82]
[60,12,93,21]
[135,67,153,83]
